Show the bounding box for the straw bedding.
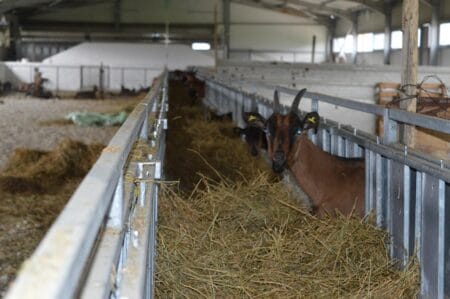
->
[0,140,104,296]
[155,81,419,298]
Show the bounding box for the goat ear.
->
[273,90,280,113]
[303,112,320,133]
[243,112,266,128]
[291,88,307,113]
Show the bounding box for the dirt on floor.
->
[0,93,141,169]
[0,93,142,297]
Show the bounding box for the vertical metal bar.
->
[322,129,330,152]
[345,139,352,158]
[121,67,125,87]
[437,179,446,299]
[338,136,345,157]
[353,143,360,157]
[147,184,159,299]
[444,183,450,298]
[383,108,398,145]
[415,171,423,262]
[387,160,405,261]
[375,153,385,227]
[80,65,83,89]
[365,151,371,215]
[56,66,59,94]
[311,98,319,113]
[403,165,411,266]
[420,174,440,298]
[331,131,338,155]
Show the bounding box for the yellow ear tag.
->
[307,116,316,124]
[248,115,258,122]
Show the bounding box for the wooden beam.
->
[400,0,418,146]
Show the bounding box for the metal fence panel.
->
[197,72,450,299]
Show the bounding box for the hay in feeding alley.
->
[0,139,104,296]
[156,80,419,298]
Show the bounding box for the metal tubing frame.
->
[6,71,169,299]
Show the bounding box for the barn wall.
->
[335,1,448,36]
[216,61,450,133]
[3,42,214,91]
[26,1,327,64]
[229,3,327,63]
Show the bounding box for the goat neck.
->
[287,134,365,217]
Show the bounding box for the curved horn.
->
[291,88,307,113]
[273,89,280,113]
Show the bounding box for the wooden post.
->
[400,0,418,146]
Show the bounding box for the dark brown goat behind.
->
[249,89,365,217]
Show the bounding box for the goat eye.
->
[295,128,302,135]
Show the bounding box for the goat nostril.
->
[273,151,285,161]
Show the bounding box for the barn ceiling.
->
[231,0,385,24]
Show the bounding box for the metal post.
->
[384,0,392,65]
[311,35,316,63]
[429,0,441,65]
[80,65,83,89]
[56,66,59,94]
[351,12,358,64]
[383,108,398,145]
[222,0,231,60]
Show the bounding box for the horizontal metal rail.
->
[6,71,168,299]
[199,72,449,299]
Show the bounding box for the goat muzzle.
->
[272,151,286,173]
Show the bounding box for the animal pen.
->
[4,67,450,298]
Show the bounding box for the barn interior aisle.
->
[155,78,419,298]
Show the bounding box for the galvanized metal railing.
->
[5,71,168,299]
[198,72,450,299]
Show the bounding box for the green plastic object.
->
[66,111,128,127]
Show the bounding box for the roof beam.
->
[287,0,353,22]
[0,0,58,14]
[343,0,385,14]
[231,0,329,25]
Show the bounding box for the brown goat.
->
[251,89,365,217]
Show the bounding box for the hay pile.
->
[156,174,418,298]
[156,80,419,298]
[0,140,104,295]
[0,139,103,194]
